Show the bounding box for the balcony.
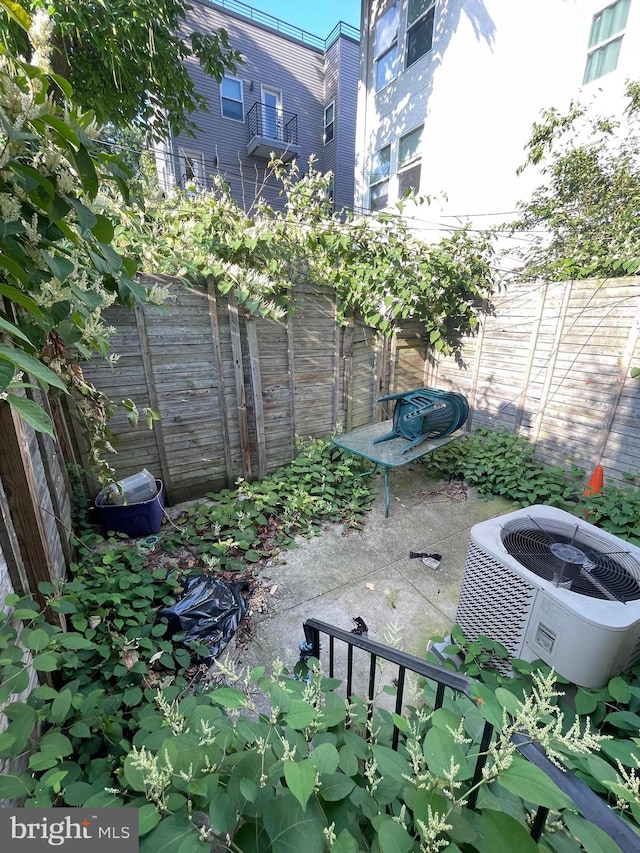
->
[246,102,300,162]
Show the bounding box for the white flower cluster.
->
[485,669,611,778]
[29,10,53,71]
[155,690,188,736]
[129,745,173,810]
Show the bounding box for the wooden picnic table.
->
[333,420,462,517]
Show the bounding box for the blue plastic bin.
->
[95,480,165,537]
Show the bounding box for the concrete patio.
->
[230,462,516,672]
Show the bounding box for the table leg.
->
[384,468,390,517]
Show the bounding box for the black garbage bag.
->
[158,575,250,660]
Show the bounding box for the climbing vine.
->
[0,3,161,479]
[116,158,496,358]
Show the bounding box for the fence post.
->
[0,403,63,625]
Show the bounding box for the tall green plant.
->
[427,428,583,507]
[508,81,640,281]
[117,158,496,360]
[0,3,158,477]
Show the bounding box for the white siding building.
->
[355,0,640,243]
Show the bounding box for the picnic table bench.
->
[333,420,463,517]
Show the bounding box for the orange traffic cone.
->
[583,465,604,497]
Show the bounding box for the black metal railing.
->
[246,102,298,146]
[207,0,359,50]
[302,618,639,852]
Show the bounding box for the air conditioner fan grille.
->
[500,516,640,602]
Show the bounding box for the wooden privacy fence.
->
[0,389,73,778]
[78,275,640,503]
[427,277,640,483]
[77,276,385,503]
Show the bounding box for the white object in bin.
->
[99,469,158,505]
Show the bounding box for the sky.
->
[238,0,362,38]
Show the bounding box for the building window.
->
[179,149,205,187]
[406,0,435,68]
[220,76,244,121]
[324,102,335,144]
[583,0,630,83]
[375,3,399,91]
[369,144,391,210]
[398,125,423,197]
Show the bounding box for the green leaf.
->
[497,755,575,809]
[0,316,33,346]
[72,145,99,198]
[373,815,414,853]
[123,686,143,707]
[575,690,600,715]
[139,814,200,853]
[0,345,66,390]
[40,251,75,282]
[0,253,29,286]
[263,790,325,853]
[318,772,356,802]
[284,699,316,730]
[423,726,472,781]
[123,754,147,792]
[608,675,631,703]
[32,652,59,672]
[23,626,51,652]
[208,791,236,835]
[494,687,523,716]
[50,689,72,724]
[371,745,412,782]
[1,0,31,30]
[0,773,34,800]
[91,214,115,243]
[310,742,340,775]
[563,811,624,853]
[57,633,96,650]
[0,284,43,318]
[604,710,640,731]
[139,803,162,836]
[67,197,97,232]
[469,809,538,853]
[0,359,13,391]
[6,395,54,436]
[284,758,317,810]
[209,687,249,709]
[600,739,640,768]
[68,722,92,738]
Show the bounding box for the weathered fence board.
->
[77,275,640,502]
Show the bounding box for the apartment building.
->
[355,0,640,239]
[154,0,360,211]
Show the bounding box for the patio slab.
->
[223,467,516,674]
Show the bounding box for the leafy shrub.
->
[161,437,374,570]
[3,591,639,851]
[427,428,584,507]
[580,481,640,545]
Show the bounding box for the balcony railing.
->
[246,102,299,161]
[301,618,639,852]
[207,0,359,50]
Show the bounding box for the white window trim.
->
[179,148,205,185]
[375,3,400,91]
[324,101,335,145]
[261,85,283,140]
[220,75,244,122]
[583,0,630,83]
[369,144,392,210]
[398,124,423,169]
[369,144,392,185]
[406,0,436,68]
